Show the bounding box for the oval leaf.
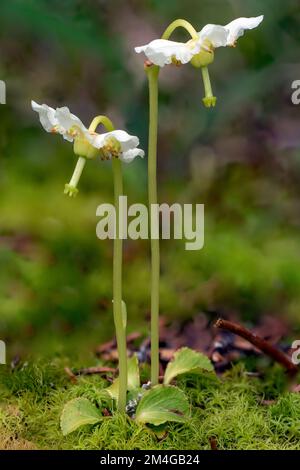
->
[102,379,119,402]
[60,398,102,436]
[127,354,140,390]
[164,347,214,385]
[135,385,189,426]
[102,354,140,403]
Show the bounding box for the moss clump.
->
[1,359,300,450]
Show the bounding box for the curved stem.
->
[161,19,198,41]
[146,65,160,385]
[89,114,127,412]
[89,115,114,133]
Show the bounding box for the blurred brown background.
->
[1,0,300,359]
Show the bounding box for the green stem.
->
[90,115,127,412]
[88,115,114,134]
[146,65,160,385]
[146,19,198,385]
[161,19,198,40]
[112,157,127,412]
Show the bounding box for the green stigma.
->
[64,184,79,198]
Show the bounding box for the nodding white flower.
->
[135,38,204,68]
[32,100,144,196]
[31,101,144,163]
[94,130,145,163]
[135,16,264,68]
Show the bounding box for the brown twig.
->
[74,366,116,376]
[64,366,116,382]
[95,332,141,356]
[64,367,77,383]
[215,318,298,376]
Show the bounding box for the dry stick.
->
[215,318,298,376]
[73,366,116,376]
[64,367,77,383]
[64,366,116,381]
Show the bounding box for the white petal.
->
[198,25,229,48]
[121,148,145,163]
[31,100,58,132]
[135,38,201,67]
[109,130,139,152]
[55,106,88,140]
[225,15,264,45]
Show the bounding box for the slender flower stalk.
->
[138,15,263,385]
[89,115,128,412]
[146,20,197,385]
[146,64,160,385]
[112,157,127,412]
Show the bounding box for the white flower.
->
[135,38,203,68]
[135,15,263,67]
[31,101,144,163]
[94,130,144,163]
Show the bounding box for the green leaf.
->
[60,398,102,436]
[135,385,189,426]
[164,347,214,385]
[128,354,140,390]
[102,379,119,402]
[102,354,140,403]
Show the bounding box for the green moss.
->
[1,360,300,450]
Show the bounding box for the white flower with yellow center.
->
[135,15,263,107]
[135,16,263,67]
[32,101,144,196]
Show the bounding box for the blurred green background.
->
[1,0,300,360]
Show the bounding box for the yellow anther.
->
[171,56,182,66]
